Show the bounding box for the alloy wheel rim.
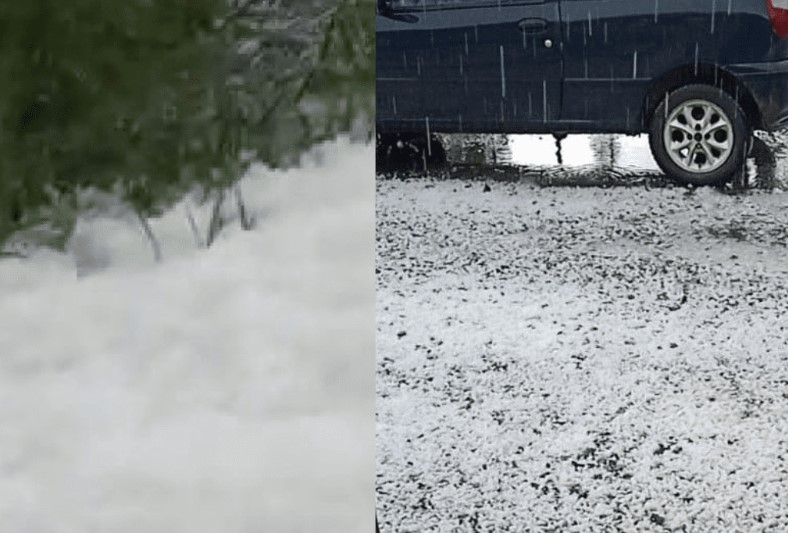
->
[663,99,734,174]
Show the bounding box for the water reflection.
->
[435,132,788,190]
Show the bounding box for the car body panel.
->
[727,59,788,130]
[561,0,788,132]
[377,0,563,133]
[377,10,425,130]
[377,0,788,134]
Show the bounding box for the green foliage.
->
[0,0,375,251]
[222,0,375,168]
[0,0,226,243]
[304,0,375,133]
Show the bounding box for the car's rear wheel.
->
[649,84,750,186]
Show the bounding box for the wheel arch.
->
[641,64,763,131]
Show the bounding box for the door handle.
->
[517,18,548,34]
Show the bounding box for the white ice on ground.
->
[376,174,788,532]
[0,138,375,533]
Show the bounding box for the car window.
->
[390,0,545,11]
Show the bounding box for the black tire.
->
[376,131,447,170]
[649,84,751,186]
[750,136,777,189]
[423,134,448,167]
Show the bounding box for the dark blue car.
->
[376,0,788,185]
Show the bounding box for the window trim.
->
[389,0,546,13]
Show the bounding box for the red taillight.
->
[768,0,788,37]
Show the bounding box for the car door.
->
[378,0,563,134]
[559,0,727,132]
[377,1,427,130]
[559,0,667,131]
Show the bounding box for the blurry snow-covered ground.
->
[0,138,374,533]
[376,167,788,531]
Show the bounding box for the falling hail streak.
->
[500,46,506,99]
[711,0,716,34]
[694,43,700,75]
[633,51,638,79]
[542,80,548,122]
[664,91,670,119]
[654,0,659,23]
[610,64,615,92]
[425,117,431,156]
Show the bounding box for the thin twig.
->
[136,211,162,263]
[234,185,254,230]
[206,188,226,248]
[184,201,204,248]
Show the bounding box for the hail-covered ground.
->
[376,134,788,532]
[0,138,374,533]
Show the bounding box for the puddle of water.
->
[509,134,660,172]
[448,132,788,189]
[380,131,788,190]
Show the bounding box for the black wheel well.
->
[641,64,762,130]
